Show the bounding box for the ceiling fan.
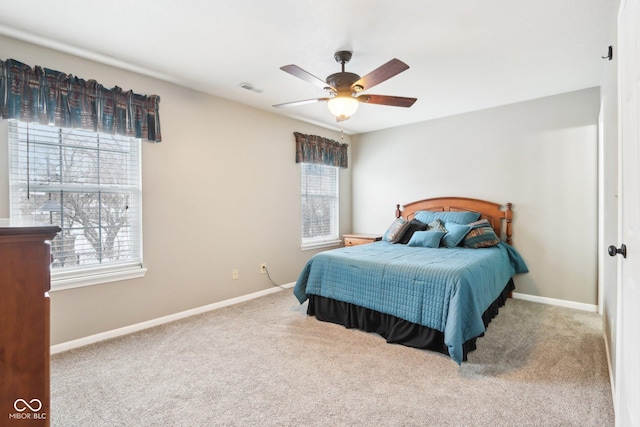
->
[273,51,417,121]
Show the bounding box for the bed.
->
[293,197,528,364]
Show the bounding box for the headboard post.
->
[505,203,513,245]
[395,204,402,219]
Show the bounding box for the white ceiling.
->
[0,0,615,135]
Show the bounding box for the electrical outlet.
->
[260,263,267,274]
[232,269,238,280]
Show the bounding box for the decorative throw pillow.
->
[415,210,481,226]
[463,219,501,248]
[397,219,429,244]
[442,222,472,248]
[426,219,447,233]
[383,218,411,243]
[407,230,446,248]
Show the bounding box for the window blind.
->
[8,120,142,275]
[301,163,339,246]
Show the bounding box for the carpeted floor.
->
[50,290,614,426]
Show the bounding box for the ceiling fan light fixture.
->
[327,95,359,120]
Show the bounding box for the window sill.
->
[51,265,147,291]
[301,239,342,251]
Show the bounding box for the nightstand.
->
[343,234,383,246]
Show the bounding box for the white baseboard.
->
[50,282,295,355]
[512,292,598,312]
[51,284,595,355]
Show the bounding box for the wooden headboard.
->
[395,197,513,245]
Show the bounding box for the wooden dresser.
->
[343,233,383,246]
[1,219,60,426]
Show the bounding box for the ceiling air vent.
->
[239,82,262,93]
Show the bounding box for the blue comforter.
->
[294,241,528,364]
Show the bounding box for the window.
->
[8,120,145,289]
[300,163,340,249]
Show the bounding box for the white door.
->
[615,0,640,425]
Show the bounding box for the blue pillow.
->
[442,222,472,248]
[414,210,481,225]
[407,230,446,248]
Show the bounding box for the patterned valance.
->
[0,58,161,142]
[294,132,348,168]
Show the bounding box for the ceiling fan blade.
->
[280,65,335,91]
[351,59,409,91]
[358,94,417,107]
[273,98,330,108]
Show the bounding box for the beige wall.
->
[0,35,352,345]
[351,88,600,306]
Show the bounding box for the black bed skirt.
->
[307,278,515,362]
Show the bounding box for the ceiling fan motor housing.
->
[326,72,360,93]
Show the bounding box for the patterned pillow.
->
[397,219,429,244]
[383,218,411,243]
[407,230,446,248]
[426,219,447,233]
[442,222,472,248]
[463,219,501,248]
